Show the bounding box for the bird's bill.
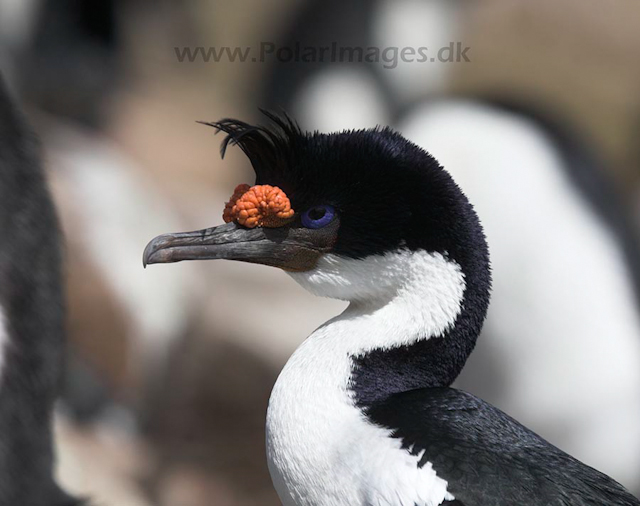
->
[143,221,330,272]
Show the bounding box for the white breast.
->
[266,250,465,506]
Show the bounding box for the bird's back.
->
[366,387,640,505]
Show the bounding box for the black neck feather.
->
[350,227,491,407]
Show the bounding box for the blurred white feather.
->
[399,99,640,488]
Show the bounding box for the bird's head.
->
[143,111,490,305]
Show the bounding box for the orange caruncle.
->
[223,184,295,228]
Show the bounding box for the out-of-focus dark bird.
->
[1,0,202,427]
[144,113,640,506]
[0,74,80,505]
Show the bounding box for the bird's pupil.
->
[309,207,326,221]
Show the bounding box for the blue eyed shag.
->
[143,112,640,506]
[262,0,640,489]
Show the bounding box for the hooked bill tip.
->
[142,235,167,268]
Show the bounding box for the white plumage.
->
[267,251,465,505]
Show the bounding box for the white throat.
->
[290,249,466,350]
[266,250,466,506]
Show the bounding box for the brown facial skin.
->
[143,218,339,272]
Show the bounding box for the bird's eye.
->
[301,205,336,229]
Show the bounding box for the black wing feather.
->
[366,388,640,506]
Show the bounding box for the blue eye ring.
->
[301,205,336,229]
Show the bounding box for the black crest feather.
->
[198,109,302,184]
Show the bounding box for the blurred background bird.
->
[1,0,640,504]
